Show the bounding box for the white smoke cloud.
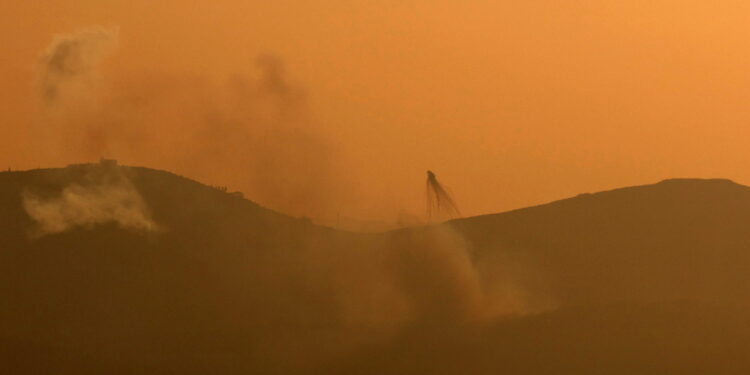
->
[22,165,158,237]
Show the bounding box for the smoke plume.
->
[34,28,352,221]
[38,28,119,105]
[22,164,158,237]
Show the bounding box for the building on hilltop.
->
[99,158,118,168]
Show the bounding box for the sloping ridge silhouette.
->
[2,165,750,374]
[451,177,750,305]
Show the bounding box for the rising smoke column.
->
[34,28,120,164]
[32,28,353,221]
[426,170,461,221]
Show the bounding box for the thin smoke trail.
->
[426,170,461,221]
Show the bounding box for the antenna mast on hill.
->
[426,170,462,222]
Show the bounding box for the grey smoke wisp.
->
[38,28,119,105]
[34,28,352,221]
[426,170,462,221]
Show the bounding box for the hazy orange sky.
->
[2,1,750,222]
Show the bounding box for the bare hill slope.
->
[2,165,750,373]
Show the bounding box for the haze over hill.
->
[2,163,750,373]
[7,2,750,222]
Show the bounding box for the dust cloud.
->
[33,28,353,221]
[20,29,554,367]
[19,29,554,372]
[204,221,549,373]
[22,163,158,237]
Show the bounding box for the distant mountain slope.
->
[0,163,353,373]
[2,165,750,374]
[0,164,311,240]
[449,178,750,306]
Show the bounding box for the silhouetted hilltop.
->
[2,166,750,374]
[0,163,315,240]
[449,177,750,306]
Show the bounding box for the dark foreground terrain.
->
[2,163,750,374]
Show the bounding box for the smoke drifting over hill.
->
[37,28,119,105]
[1,165,553,373]
[22,165,157,237]
[2,168,750,373]
[34,28,352,220]
[5,2,750,373]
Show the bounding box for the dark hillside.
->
[449,178,750,306]
[2,166,750,373]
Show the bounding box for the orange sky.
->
[2,0,750,222]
